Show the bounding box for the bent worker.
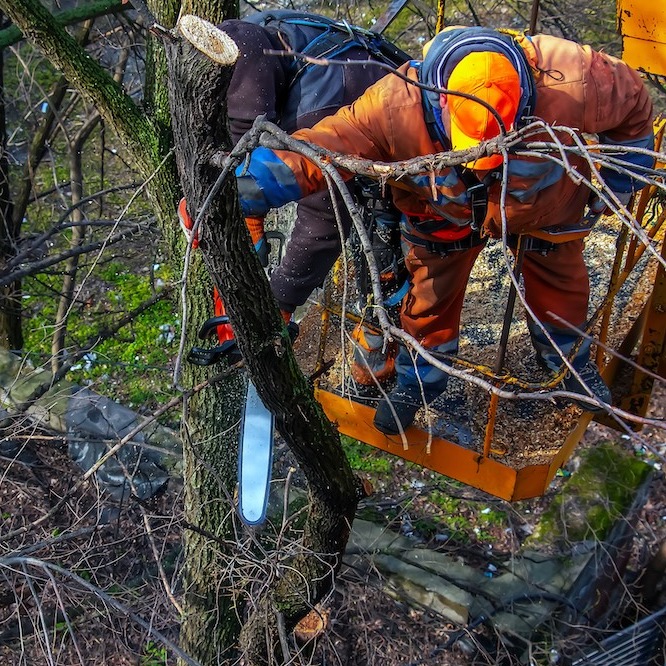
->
[233,25,655,434]
[180,10,409,385]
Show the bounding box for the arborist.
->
[179,10,409,385]
[233,25,655,435]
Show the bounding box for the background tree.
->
[0,0,246,662]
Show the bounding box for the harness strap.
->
[402,228,486,255]
[508,234,557,254]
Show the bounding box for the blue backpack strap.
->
[244,11,410,132]
[246,10,409,83]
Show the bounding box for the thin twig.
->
[141,508,184,615]
[1,557,200,666]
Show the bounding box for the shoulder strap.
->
[245,11,410,80]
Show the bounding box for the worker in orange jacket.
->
[234,26,655,434]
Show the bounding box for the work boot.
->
[374,384,437,435]
[432,392,474,445]
[561,362,611,411]
[350,325,397,386]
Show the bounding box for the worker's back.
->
[221,10,410,141]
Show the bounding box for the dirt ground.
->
[1,392,664,665]
[1,218,664,664]
[1,341,664,666]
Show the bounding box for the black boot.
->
[562,362,612,411]
[374,385,435,435]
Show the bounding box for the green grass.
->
[422,489,509,543]
[23,258,177,409]
[341,435,392,474]
[530,442,651,544]
[140,641,168,666]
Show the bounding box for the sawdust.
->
[294,214,663,470]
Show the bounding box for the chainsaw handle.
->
[198,315,230,340]
[187,339,241,366]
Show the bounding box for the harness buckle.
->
[425,240,451,256]
[508,234,557,255]
[468,182,488,231]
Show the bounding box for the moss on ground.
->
[528,441,651,547]
[341,436,392,474]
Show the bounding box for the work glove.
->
[178,203,270,266]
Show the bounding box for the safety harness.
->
[246,9,410,77]
[349,177,408,313]
[401,228,486,256]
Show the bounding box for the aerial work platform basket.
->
[313,116,666,502]
[298,0,666,501]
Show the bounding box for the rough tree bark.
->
[166,16,364,665]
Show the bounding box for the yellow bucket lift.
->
[618,0,666,76]
[310,0,666,501]
[315,118,665,501]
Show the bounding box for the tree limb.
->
[0,0,158,178]
[0,0,129,49]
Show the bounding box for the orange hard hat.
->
[446,51,521,170]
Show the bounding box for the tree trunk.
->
[166,18,362,665]
[162,10,244,663]
[0,3,248,662]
